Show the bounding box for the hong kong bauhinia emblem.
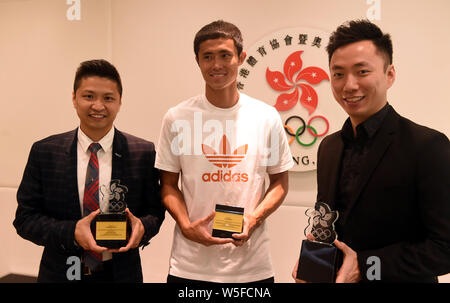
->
[266,50,329,114]
[100,179,128,213]
[304,202,338,244]
[238,27,346,172]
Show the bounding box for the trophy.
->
[92,180,129,248]
[296,202,339,283]
[212,204,244,238]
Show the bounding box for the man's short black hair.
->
[73,59,123,97]
[194,20,243,58]
[326,19,393,70]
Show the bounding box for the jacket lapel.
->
[111,128,127,183]
[64,129,82,219]
[327,138,344,211]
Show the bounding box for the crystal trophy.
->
[296,202,339,283]
[92,180,129,248]
[212,204,244,238]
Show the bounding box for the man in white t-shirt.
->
[155,20,294,283]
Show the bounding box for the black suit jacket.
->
[317,107,450,282]
[14,128,165,282]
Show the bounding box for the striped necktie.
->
[83,143,102,271]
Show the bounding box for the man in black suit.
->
[294,20,449,282]
[13,59,165,282]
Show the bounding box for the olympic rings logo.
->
[283,115,329,147]
[311,227,332,241]
[109,201,126,212]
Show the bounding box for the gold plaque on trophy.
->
[95,220,127,240]
[212,204,244,238]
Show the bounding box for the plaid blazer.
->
[14,128,165,282]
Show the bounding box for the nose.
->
[211,57,222,69]
[91,98,106,111]
[343,75,358,92]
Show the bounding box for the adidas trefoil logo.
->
[201,135,249,182]
[201,135,248,168]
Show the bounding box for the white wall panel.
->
[1,0,449,282]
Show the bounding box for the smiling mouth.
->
[89,114,106,119]
[343,96,365,103]
[210,73,227,77]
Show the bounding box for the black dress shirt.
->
[335,104,391,237]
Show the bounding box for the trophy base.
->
[212,204,244,239]
[92,213,128,249]
[212,229,236,238]
[297,240,338,283]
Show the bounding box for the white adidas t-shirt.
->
[155,93,294,282]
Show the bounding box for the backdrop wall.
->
[1,0,448,282]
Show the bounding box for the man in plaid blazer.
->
[13,59,165,282]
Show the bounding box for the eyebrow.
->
[331,61,370,70]
[201,49,233,55]
[81,89,115,95]
[80,90,95,94]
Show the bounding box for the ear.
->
[195,55,199,66]
[386,64,396,89]
[238,51,247,65]
[72,91,77,108]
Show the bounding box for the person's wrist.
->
[249,212,262,229]
[179,219,192,237]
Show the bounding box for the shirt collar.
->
[77,127,115,153]
[341,103,391,142]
